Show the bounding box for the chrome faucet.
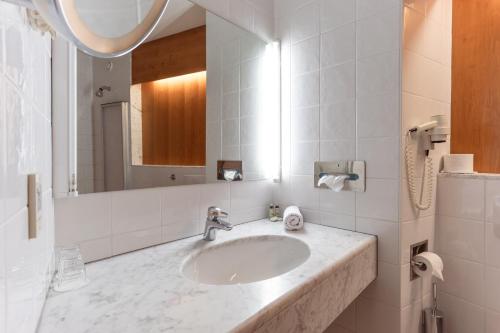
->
[203,207,232,241]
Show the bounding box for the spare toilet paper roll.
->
[412,252,444,281]
[443,154,474,174]
[283,206,304,231]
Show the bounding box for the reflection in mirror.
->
[74,0,156,38]
[76,0,280,194]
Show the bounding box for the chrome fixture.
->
[203,207,232,241]
[96,86,111,98]
[410,240,428,281]
[314,161,366,192]
[4,0,169,58]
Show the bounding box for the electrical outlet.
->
[28,174,42,239]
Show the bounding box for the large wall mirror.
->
[75,0,280,194]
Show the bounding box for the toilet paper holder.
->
[410,240,428,280]
[314,161,365,192]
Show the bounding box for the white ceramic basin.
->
[181,235,311,285]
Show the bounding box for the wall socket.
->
[27,174,42,239]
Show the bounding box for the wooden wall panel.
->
[132,26,206,84]
[451,0,500,173]
[141,72,206,166]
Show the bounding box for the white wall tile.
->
[486,223,500,268]
[320,61,356,105]
[319,212,355,231]
[320,101,356,141]
[111,189,162,234]
[291,1,320,43]
[486,310,500,333]
[357,137,400,179]
[320,0,355,32]
[162,222,202,244]
[356,297,401,333]
[485,266,500,312]
[291,141,319,175]
[292,36,320,76]
[291,106,320,142]
[438,255,484,306]
[361,261,400,307]
[356,217,399,265]
[356,7,400,59]
[485,179,500,223]
[78,237,112,263]
[0,226,5,333]
[291,71,320,108]
[437,291,485,333]
[357,0,401,19]
[320,23,355,68]
[320,139,356,161]
[319,190,355,216]
[400,216,434,264]
[357,51,400,97]
[437,215,484,262]
[357,93,400,138]
[356,178,399,221]
[437,177,485,220]
[112,227,163,256]
[163,185,200,226]
[55,193,111,245]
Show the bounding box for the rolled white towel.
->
[283,206,304,231]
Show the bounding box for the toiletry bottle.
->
[268,204,275,220]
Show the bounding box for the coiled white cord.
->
[405,132,433,211]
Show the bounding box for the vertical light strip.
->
[259,41,281,182]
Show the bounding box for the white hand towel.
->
[284,206,304,231]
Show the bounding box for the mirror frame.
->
[7,0,169,58]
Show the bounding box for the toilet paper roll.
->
[412,252,444,281]
[443,154,474,174]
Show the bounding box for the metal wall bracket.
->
[314,161,366,192]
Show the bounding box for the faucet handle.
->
[207,206,228,218]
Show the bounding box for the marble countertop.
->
[37,220,376,333]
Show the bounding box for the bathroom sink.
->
[181,235,311,285]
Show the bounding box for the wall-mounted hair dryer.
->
[405,115,450,211]
[408,115,450,152]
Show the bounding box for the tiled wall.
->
[0,3,54,333]
[436,174,500,333]
[273,0,405,332]
[55,180,272,262]
[399,0,452,331]
[191,0,274,41]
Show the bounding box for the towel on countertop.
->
[283,206,304,231]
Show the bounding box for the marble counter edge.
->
[231,236,377,333]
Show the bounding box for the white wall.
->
[273,0,405,332]
[55,181,272,262]
[400,0,452,331]
[436,174,500,333]
[0,3,54,333]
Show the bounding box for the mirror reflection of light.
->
[258,41,281,182]
[153,71,207,86]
